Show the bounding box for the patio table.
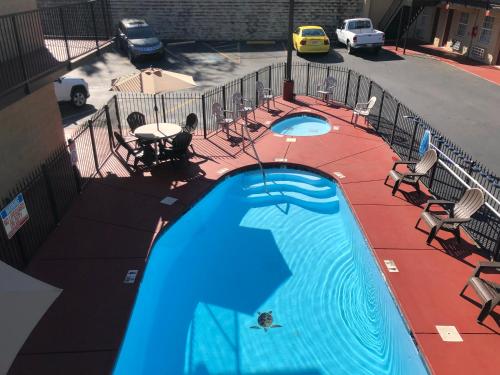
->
[133,122,183,164]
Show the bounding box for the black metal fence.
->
[0,0,112,98]
[1,62,499,269]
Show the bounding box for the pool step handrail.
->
[242,118,268,193]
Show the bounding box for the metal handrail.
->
[242,113,268,193]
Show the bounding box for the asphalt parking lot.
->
[61,40,500,173]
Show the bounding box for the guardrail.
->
[1,62,498,269]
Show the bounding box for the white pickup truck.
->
[336,18,384,54]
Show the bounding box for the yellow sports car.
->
[293,26,330,54]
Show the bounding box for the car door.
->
[338,21,347,44]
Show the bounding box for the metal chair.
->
[256,81,275,111]
[316,76,337,104]
[212,102,235,137]
[351,96,377,128]
[232,92,256,122]
[183,113,198,134]
[114,131,156,171]
[126,112,146,133]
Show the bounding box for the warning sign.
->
[1,193,29,239]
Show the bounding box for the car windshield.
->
[126,26,155,39]
[301,29,325,37]
[348,20,371,30]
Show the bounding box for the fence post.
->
[88,120,100,172]
[367,80,372,101]
[407,118,419,160]
[113,95,123,135]
[306,63,310,96]
[428,137,443,189]
[59,7,72,68]
[240,78,244,97]
[354,75,361,105]
[376,91,385,131]
[201,94,207,138]
[390,102,400,146]
[255,71,259,106]
[268,65,272,91]
[11,16,30,94]
[161,95,167,122]
[344,70,351,105]
[89,0,100,54]
[222,85,226,109]
[104,105,114,149]
[41,163,60,224]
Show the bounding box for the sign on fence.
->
[69,140,78,166]
[1,193,29,239]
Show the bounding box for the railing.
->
[0,0,112,98]
[1,62,499,270]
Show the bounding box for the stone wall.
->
[39,0,365,40]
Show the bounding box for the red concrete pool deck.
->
[384,44,500,86]
[9,96,499,374]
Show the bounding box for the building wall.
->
[433,5,500,64]
[367,0,394,27]
[0,85,64,198]
[407,6,437,44]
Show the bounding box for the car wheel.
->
[346,41,353,55]
[71,88,87,108]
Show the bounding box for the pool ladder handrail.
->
[242,116,268,193]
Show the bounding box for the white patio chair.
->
[351,96,377,128]
[232,92,256,122]
[256,81,275,111]
[316,76,337,104]
[212,102,235,138]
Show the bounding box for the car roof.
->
[346,18,371,22]
[299,25,324,30]
[121,19,149,28]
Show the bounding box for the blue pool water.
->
[272,114,331,136]
[114,168,428,375]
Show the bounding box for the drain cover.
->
[160,196,178,206]
[124,270,138,284]
[384,260,399,273]
[436,326,463,342]
[333,171,346,179]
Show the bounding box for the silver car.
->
[117,19,164,62]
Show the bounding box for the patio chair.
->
[416,188,484,244]
[183,113,198,134]
[460,261,500,323]
[160,131,193,162]
[114,131,156,170]
[384,149,438,196]
[256,81,275,111]
[126,112,146,133]
[316,76,337,104]
[212,102,235,137]
[232,92,256,122]
[351,96,377,128]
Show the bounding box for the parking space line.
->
[167,40,195,46]
[202,42,240,64]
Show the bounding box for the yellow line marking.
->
[203,42,240,64]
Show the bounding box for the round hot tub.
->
[271,113,331,136]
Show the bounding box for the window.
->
[301,29,325,37]
[456,12,469,38]
[125,26,155,39]
[348,20,371,30]
[479,16,494,44]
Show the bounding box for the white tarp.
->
[0,261,62,374]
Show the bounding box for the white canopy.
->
[0,261,62,374]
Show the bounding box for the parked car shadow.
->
[298,48,344,64]
[354,48,404,62]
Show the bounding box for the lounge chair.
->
[351,96,376,128]
[256,81,275,111]
[316,76,336,104]
[212,102,235,137]
[384,149,438,196]
[460,261,500,323]
[183,113,198,134]
[114,131,156,170]
[232,92,256,122]
[416,188,484,244]
[160,132,193,162]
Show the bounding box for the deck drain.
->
[384,260,399,272]
[274,158,287,162]
[217,167,229,174]
[333,171,346,179]
[160,196,178,206]
[273,133,284,137]
[265,120,272,126]
[286,137,296,143]
[124,270,138,284]
[436,326,463,342]
[333,126,340,131]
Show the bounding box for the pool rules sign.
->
[1,193,29,239]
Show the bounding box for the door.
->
[442,9,454,46]
[431,8,441,42]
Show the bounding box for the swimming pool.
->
[114,168,428,375]
[272,114,331,136]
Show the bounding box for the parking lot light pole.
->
[283,0,295,101]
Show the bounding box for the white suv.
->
[54,77,89,108]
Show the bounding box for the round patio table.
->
[133,123,182,141]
